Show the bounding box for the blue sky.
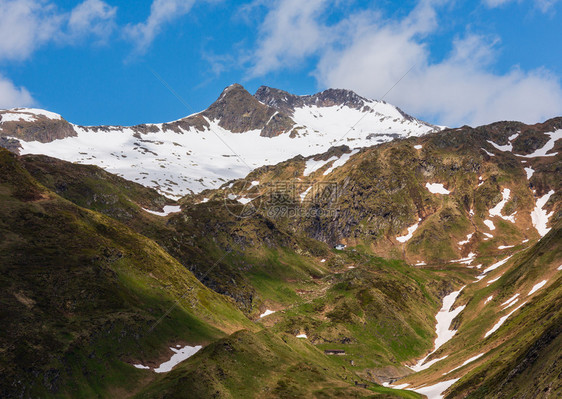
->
[0,0,561,127]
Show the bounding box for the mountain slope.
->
[0,148,253,398]
[0,84,439,197]
[1,99,561,399]
[200,117,561,266]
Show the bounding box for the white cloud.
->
[0,74,34,108]
[483,0,560,12]
[249,0,562,126]
[248,0,333,77]
[67,0,117,41]
[0,0,61,61]
[0,0,117,62]
[124,0,196,53]
[0,0,116,109]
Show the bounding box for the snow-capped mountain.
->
[0,84,440,198]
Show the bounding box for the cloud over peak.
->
[248,0,562,126]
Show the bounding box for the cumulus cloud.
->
[0,0,117,62]
[67,0,117,41]
[248,0,333,77]
[249,0,562,126]
[124,0,196,54]
[0,0,61,61]
[0,0,116,108]
[0,74,34,108]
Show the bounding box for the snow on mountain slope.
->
[0,108,63,122]
[2,85,440,198]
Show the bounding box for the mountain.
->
[200,118,561,262]
[0,84,439,198]
[0,84,561,398]
[0,148,254,398]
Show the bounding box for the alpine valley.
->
[0,84,560,399]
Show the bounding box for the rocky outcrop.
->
[0,112,77,143]
[254,86,373,115]
[200,84,295,137]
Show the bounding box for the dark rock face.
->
[254,86,373,116]
[0,136,21,154]
[254,85,438,129]
[0,117,77,143]
[200,84,295,137]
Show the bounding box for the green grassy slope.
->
[134,329,423,399]
[443,223,562,398]
[20,153,172,225]
[0,149,253,398]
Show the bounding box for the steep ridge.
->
[197,117,561,265]
[0,148,253,398]
[255,85,431,126]
[202,83,295,137]
[0,84,438,198]
[383,221,561,398]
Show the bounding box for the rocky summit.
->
[0,84,561,399]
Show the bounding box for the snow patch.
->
[396,219,420,243]
[134,345,203,373]
[524,167,534,180]
[481,255,513,275]
[414,144,423,150]
[390,383,411,390]
[486,276,502,286]
[411,288,466,372]
[531,190,554,237]
[303,156,338,176]
[1,112,36,122]
[528,280,547,296]
[501,293,520,309]
[487,140,512,152]
[483,220,495,231]
[411,379,460,399]
[143,205,182,216]
[484,302,527,338]
[451,252,476,265]
[498,245,514,250]
[489,188,516,223]
[447,353,485,374]
[426,183,450,195]
[458,233,473,246]
[296,333,307,339]
[1,108,63,122]
[410,355,448,372]
[517,130,562,158]
[299,186,312,202]
[260,309,276,318]
[154,345,202,373]
[322,149,360,175]
[508,133,519,141]
[484,295,493,304]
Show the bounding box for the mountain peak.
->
[202,84,294,136]
[254,85,374,116]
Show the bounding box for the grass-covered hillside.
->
[1,116,560,398]
[0,148,253,398]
